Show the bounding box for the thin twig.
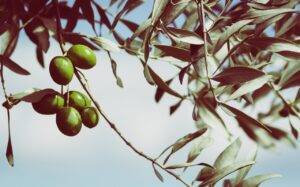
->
[196,0,216,101]
[74,69,189,186]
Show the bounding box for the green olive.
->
[56,107,82,136]
[67,44,96,69]
[49,56,74,85]
[32,93,65,115]
[64,91,91,111]
[81,107,99,128]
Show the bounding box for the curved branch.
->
[53,0,190,186]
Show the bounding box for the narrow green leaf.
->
[220,103,271,132]
[165,27,204,45]
[227,75,272,101]
[198,161,255,186]
[151,0,170,25]
[164,128,207,164]
[213,19,253,53]
[214,138,242,169]
[90,37,120,52]
[165,162,213,170]
[152,164,164,182]
[237,173,281,187]
[187,136,213,163]
[234,146,258,184]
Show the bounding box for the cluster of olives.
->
[32,44,99,136]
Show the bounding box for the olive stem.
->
[195,0,216,102]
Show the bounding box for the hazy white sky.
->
[0,1,299,186]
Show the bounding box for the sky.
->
[0,0,299,187]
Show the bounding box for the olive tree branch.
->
[195,0,216,102]
[74,70,190,187]
[53,1,190,186]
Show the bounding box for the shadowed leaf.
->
[212,66,265,85]
[0,55,30,75]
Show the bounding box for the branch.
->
[196,0,216,101]
[53,1,190,186]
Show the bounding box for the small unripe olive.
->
[67,44,96,69]
[49,56,74,85]
[81,107,99,128]
[32,93,64,115]
[56,107,82,136]
[64,91,91,111]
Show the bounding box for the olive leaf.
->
[154,44,191,62]
[165,27,204,45]
[197,161,255,187]
[164,162,213,170]
[2,88,57,109]
[6,133,14,167]
[227,74,272,101]
[0,55,30,75]
[186,136,213,163]
[237,173,282,187]
[107,52,123,88]
[163,128,207,164]
[212,66,265,85]
[90,37,121,52]
[212,19,253,53]
[214,138,242,169]
[219,102,271,132]
[234,146,258,184]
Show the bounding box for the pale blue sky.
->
[0,1,299,187]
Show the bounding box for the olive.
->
[64,91,91,111]
[67,44,96,69]
[56,107,82,136]
[81,107,99,128]
[49,56,74,85]
[32,93,64,115]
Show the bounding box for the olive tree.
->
[0,0,299,186]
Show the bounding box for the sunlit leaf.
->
[90,37,121,52]
[214,138,242,169]
[213,19,252,53]
[165,162,213,170]
[187,136,213,163]
[237,173,281,187]
[165,27,204,45]
[198,161,255,186]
